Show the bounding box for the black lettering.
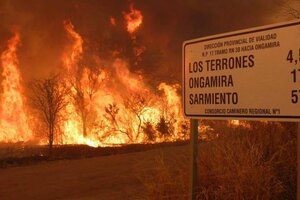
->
[232,92,238,104]
[189,92,239,105]
[248,55,254,67]
[242,55,248,68]
[229,57,234,69]
[189,62,192,73]
[189,94,194,104]
[199,61,203,71]
[205,55,255,71]
[236,56,242,68]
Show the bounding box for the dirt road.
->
[0,145,187,200]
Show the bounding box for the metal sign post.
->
[298,122,300,200]
[189,119,198,200]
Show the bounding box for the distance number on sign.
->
[287,49,300,104]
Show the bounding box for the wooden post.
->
[298,122,300,200]
[190,119,198,200]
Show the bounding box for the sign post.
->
[189,119,198,200]
[183,20,300,200]
[298,122,300,200]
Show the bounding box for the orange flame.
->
[59,20,186,146]
[63,20,83,72]
[158,83,183,139]
[61,21,97,146]
[123,4,143,34]
[0,20,188,147]
[0,32,32,143]
[110,17,117,26]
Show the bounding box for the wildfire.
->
[123,3,143,34]
[0,11,187,147]
[158,83,183,139]
[61,21,100,146]
[63,20,83,72]
[0,31,32,143]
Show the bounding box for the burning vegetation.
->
[0,31,32,143]
[0,4,188,149]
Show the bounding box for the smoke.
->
[0,0,287,85]
[135,0,286,83]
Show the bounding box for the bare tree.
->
[142,121,157,142]
[29,75,69,156]
[70,67,102,137]
[156,116,173,139]
[103,103,133,142]
[124,92,149,141]
[102,92,149,143]
[104,103,119,129]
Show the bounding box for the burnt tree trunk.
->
[48,123,54,157]
[81,111,87,137]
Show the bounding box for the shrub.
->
[143,122,157,142]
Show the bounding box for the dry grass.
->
[138,122,297,200]
[136,150,189,200]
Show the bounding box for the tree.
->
[29,75,69,156]
[124,92,149,141]
[104,103,119,129]
[70,67,102,137]
[103,92,150,143]
[156,116,173,139]
[103,103,121,140]
[143,121,157,142]
[103,103,133,142]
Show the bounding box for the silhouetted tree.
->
[143,121,156,142]
[103,93,149,143]
[70,67,103,137]
[156,116,172,139]
[124,92,149,141]
[103,103,131,141]
[29,75,69,156]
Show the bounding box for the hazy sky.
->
[0,0,299,85]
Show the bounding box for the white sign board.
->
[183,20,300,121]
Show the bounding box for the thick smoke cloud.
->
[0,0,288,85]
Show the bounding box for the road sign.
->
[183,20,300,121]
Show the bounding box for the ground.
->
[0,145,187,200]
